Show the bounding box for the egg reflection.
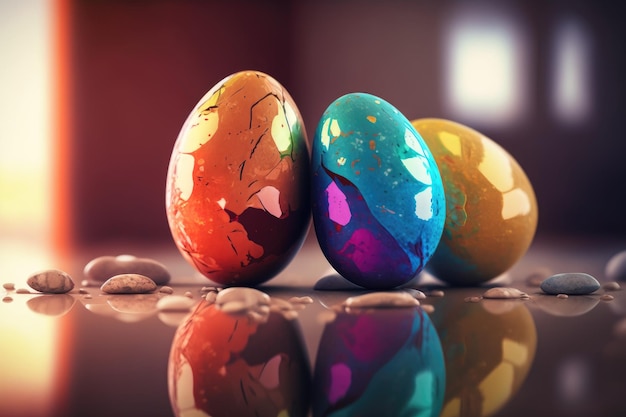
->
[27,294,76,316]
[313,305,445,417]
[429,294,537,417]
[167,299,311,417]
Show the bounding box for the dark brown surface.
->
[1,234,626,417]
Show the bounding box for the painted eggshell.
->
[411,118,538,286]
[311,93,446,289]
[165,70,311,286]
[428,293,537,417]
[168,300,311,417]
[313,306,445,417]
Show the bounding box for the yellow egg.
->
[412,118,538,285]
[429,294,537,417]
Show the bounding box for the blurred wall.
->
[68,0,626,245]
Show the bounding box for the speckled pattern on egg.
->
[412,118,538,286]
[311,93,446,289]
[168,300,311,417]
[165,70,310,286]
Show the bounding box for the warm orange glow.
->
[51,0,73,257]
[0,2,75,416]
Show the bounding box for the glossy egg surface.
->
[166,70,310,286]
[311,93,446,289]
[168,301,311,417]
[429,293,537,417]
[412,118,538,285]
[313,306,445,417]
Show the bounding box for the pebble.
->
[84,254,171,285]
[421,304,435,314]
[343,292,420,309]
[605,250,626,282]
[289,296,314,304]
[408,289,427,299]
[100,274,157,294]
[540,273,600,295]
[614,318,626,338]
[525,266,552,286]
[465,296,482,303]
[79,288,90,294]
[159,286,174,294]
[215,287,270,312]
[156,295,195,312]
[557,294,569,299]
[83,294,92,299]
[27,294,75,316]
[268,298,305,320]
[183,291,193,298]
[205,291,217,303]
[2,296,13,303]
[27,269,75,294]
[601,294,615,301]
[2,283,15,291]
[482,287,528,299]
[428,290,445,297]
[270,298,295,312]
[535,295,599,317]
[16,288,31,294]
[602,281,621,291]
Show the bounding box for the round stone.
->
[27,269,75,294]
[156,295,196,312]
[84,255,171,285]
[27,294,75,316]
[605,250,626,282]
[540,273,600,295]
[343,291,420,308]
[482,287,528,299]
[100,274,157,294]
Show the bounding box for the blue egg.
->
[312,306,446,417]
[311,93,446,289]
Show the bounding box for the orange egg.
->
[165,71,310,286]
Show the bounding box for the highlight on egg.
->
[165,70,310,286]
[168,297,311,417]
[311,93,446,289]
[313,305,446,417]
[411,118,538,286]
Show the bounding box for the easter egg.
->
[428,292,537,417]
[312,305,445,417]
[311,93,446,289]
[411,118,538,286]
[168,294,311,417]
[165,70,310,286]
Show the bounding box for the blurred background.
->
[2,0,626,270]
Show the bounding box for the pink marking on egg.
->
[326,181,351,226]
[254,185,282,218]
[339,228,384,273]
[328,362,351,403]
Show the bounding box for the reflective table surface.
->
[1,234,625,417]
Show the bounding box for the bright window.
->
[443,8,529,127]
[551,18,592,124]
